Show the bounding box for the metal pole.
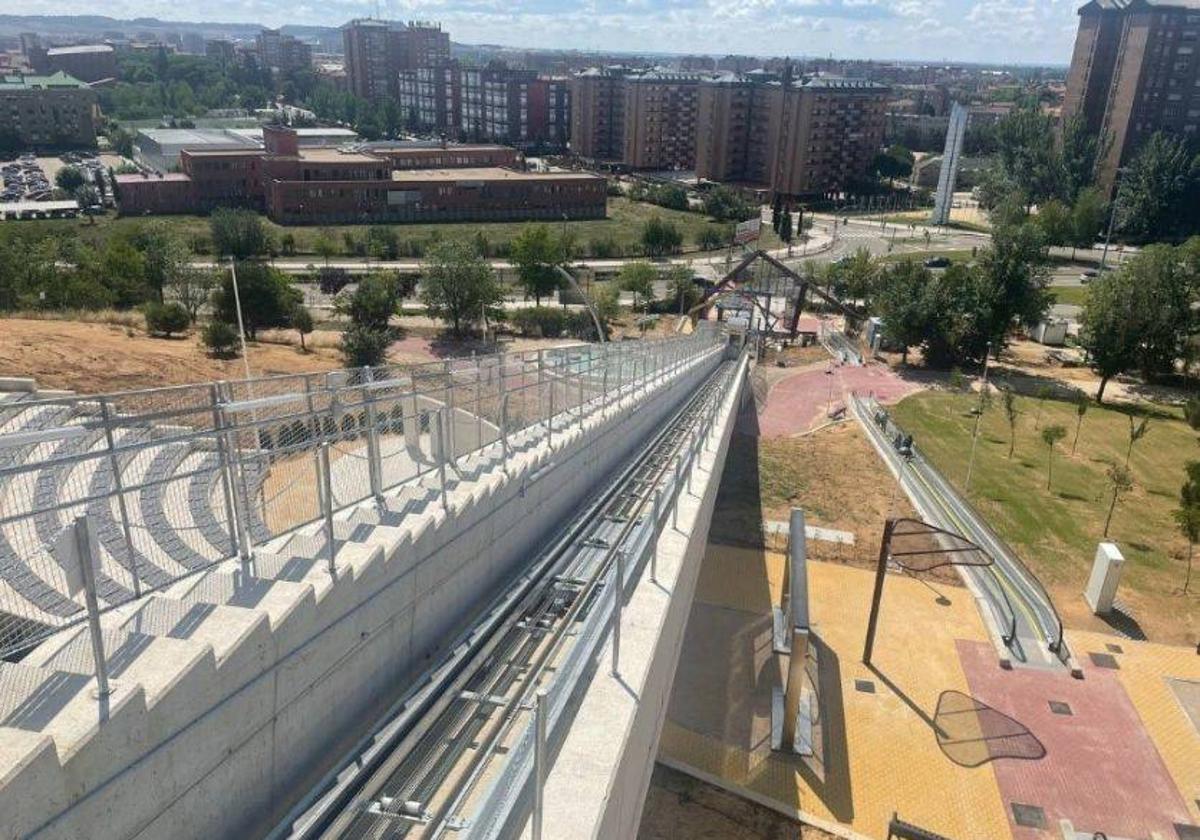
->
[99,398,140,597]
[964,341,991,491]
[651,488,662,582]
[210,384,240,557]
[228,259,254,383]
[547,378,555,450]
[500,392,510,469]
[863,518,896,666]
[611,549,623,678]
[319,442,337,576]
[363,382,383,504]
[73,516,110,698]
[673,456,683,529]
[533,688,549,840]
[436,409,449,511]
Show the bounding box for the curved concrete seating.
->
[140,446,229,571]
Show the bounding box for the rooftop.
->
[115,172,192,183]
[295,147,386,164]
[390,167,601,182]
[45,44,114,56]
[136,128,261,148]
[0,71,88,91]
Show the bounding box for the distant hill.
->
[0,13,339,46]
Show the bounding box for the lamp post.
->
[964,341,991,491]
[228,257,254,383]
[1099,167,1128,273]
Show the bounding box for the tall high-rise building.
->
[694,71,889,197]
[569,67,632,162]
[397,61,570,149]
[342,19,450,102]
[342,19,397,102]
[621,70,707,170]
[1064,0,1200,191]
[257,29,313,74]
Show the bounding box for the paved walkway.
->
[757,361,922,438]
[663,545,1200,839]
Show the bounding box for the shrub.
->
[202,320,240,357]
[144,301,191,337]
[696,225,728,251]
[511,306,567,338]
[340,325,390,367]
[589,237,619,259]
[318,267,352,296]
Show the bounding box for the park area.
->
[893,388,1200,643]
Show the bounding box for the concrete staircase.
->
[0,345,726,839]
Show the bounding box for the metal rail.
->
[850,393,1070,669]
[284,357,737,840]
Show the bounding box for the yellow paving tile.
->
[1069,629,1200,824]
[663,546,1011,839]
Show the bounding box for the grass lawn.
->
[22,197,774,260]
[1050,285,1090,307]
[892,389,1198,639]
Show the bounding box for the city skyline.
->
[8,0,1080,66]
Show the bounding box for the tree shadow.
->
[932,690,1046,768]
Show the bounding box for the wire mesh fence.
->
[0,329,721,660]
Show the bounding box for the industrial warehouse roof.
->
[136,128,262,149]
[46,44,114,55]
[0,71,88,90]
[389,167,601,182]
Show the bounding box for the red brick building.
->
[116,127,604,224]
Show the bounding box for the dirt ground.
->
[639,763,833,840]
[710,420,940,581]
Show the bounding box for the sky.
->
[16,0,1082,66]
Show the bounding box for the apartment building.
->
[621,70,707,170]
[256,29,313,74]
[0,72,96,149]
[569,67,631,162]
[342,19,450,102]
[695,72,889,197]
[397,61,571,149]
[772,77,889,196]
[695,72,782,186]
[1064,0,1200,190]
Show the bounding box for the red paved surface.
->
[957,640,1194,839]
[757,361,921,438]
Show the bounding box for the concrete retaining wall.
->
[2,347,724,840]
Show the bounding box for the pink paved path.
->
[957,640,1192,839]
[757,361,921,438]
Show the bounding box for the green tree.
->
[210,208,269,260]
[1080,264,1137,403]
[1041,424,1067,490]
[366,226,399,261]
[55,166,85,193]
[1002,386,1020,459]
[292,306,314,352]
[1035,199,1072,248]
[1125,414,1151,468]
[201,320,240,358]
[1059,114,1106,202]
[340,325,389,367]
[974,214,1051,345]
[1033,385,1052,430]
[314,228,339,266]
[990,107,1066,207]
[510,224,567,305]
[1103,463,1134,538]
[420,240,503,336]
[702,186,755,222]
[697,225,728,251]
[874,259,930,364]
[211,263,300,339]
[136,222,191,303]
[1174,461,1200,593]
[641,216,683,257]
[665,264,699,314]
[618,261,657,312]
[1071,391,1089,455]
[1069,187,1106,258]
[1115,131,1200,243]
[143,301,190,337]
[873,144,914,180]
[337,271,402,331]
[166,267,217,323]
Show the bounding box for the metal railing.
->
[0,328,722,662]
[854,393,1068,662]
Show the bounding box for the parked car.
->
[923,256,952,268]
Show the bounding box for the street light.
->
[964,341,991,490]
[1099,167,1129,273]
[228,258,254,383]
